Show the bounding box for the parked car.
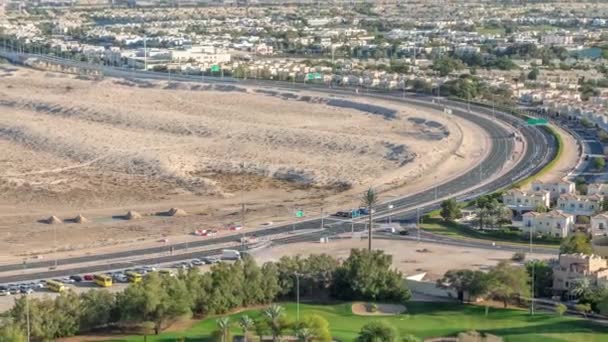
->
[20,288,34,294]
[8,287,19,295]
[399,230,409,236]
[83,274,94,281]
[191,259,203,266]
[0,290,8,296]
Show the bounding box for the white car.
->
[0,290,8,296]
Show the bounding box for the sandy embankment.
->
[0,67,486,259]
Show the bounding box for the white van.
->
[221,249,241,260]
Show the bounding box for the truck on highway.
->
[221,249,241,260]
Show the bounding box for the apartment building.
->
[502,189,551,211]
[553,254,608,293]
[531,180,575,200]
[521,210,574,238]
[556,194,602,216]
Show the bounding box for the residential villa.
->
[553,254,608,294]
[531,180,575,200]
[591,213,608,236]
[521,210,575,238]
[588,183,608,197]
[556,194,603,216]
[502,189,551,211]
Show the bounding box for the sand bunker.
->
[125,210,142,220]
[351,302,406,316]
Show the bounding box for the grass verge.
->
[99,302,608,342]
[421,216,560,249]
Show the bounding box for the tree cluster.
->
[1,250,411,341]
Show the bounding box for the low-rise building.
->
[531,180,575,200]
[553,253,608,294]
[557,194,603,216]
[502,189,551,211]
[521,210,575,238]
[588,183,608,197]
[591,213,608,236]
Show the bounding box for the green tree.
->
[560,233,593,255]
[356,320,398,342]
[253,318,269,342]
[555,303,567,316]
[238,315,254,342]
[401,335,421,342]
[432,56,464,76]
[440,198,462,222]
[598,293,608,315]
[332,249,411,303]
[298,314,332,342]
[594,157,606,170]
[0,322,26,342]
[78,289,116,331]
[437,269,490,302]
[528,68,540,80]
[487,261,530,308]
[526,260,554,298]
[361,187,379,251]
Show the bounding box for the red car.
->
[83,274,94,281]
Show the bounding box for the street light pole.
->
[295,272,300,322]
[388,204,394,224]
[529,225,535,316]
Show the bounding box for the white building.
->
[591,213,608,236]
[541,34,574,46]
[588,183,608,197]
[521,210,575,238]
[557,194,603,216]
[171,46,231,65]
[531,180,575,200]
[502,189,551,211]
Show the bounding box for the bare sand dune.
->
[0,67,486,257]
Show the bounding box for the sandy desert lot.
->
[0,66,487,258]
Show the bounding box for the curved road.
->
[0,52,559,283]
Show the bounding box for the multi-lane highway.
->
[0,51,560,283]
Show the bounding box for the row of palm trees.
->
[216,304,308,342]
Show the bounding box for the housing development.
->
[1,1,608,341]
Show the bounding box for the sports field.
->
[99,302,607,342]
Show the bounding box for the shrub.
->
[511,252,526,262]
[555,303,567,316]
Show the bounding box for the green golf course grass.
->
[103,302,607,342]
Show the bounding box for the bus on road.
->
[94,274,113,287]
[126,271,142,283]
[46,280,65,293]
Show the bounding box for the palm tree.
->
[216,317,231,342]
[570,278,591,299]
[361,187,379,251]
[239,315,254,342]
[296,327,313,342]
[263,304,285,342]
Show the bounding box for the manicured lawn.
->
[421,217,560,249]
[103,302,607,342]
[475,27,506,36]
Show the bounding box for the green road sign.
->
[307,72,322,80]
[211,64,220,72]
[527,118,548,126]
[296,210,304,218]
